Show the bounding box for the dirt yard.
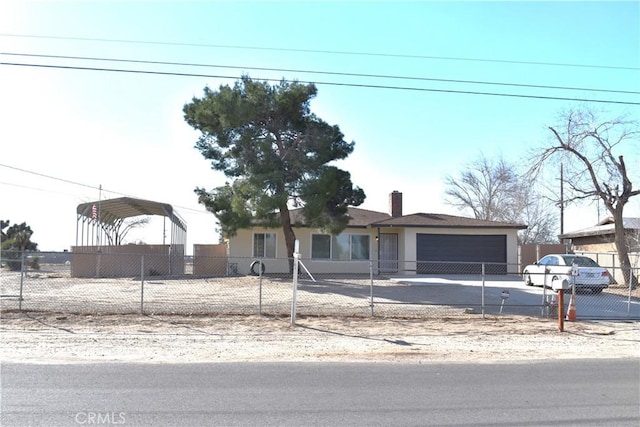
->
[0,310,637,364]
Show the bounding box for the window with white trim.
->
[253,233,276,258]
[311,234,370,260]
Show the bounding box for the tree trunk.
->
[613,207,637,289]
[279,205,297,274]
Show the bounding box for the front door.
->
[379,233,398,273]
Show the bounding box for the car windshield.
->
[561,255,599,267]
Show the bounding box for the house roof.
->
[370,212,527,229]
[289,207,392,228]
[559,217,640,239]
[346,207,393,227]
[288,207,526,230]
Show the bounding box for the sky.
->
[1,0,639,253]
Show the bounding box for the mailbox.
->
[551,277,570,291]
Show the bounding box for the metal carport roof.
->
[77,197,186,230]
[76,197,186,247]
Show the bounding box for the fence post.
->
[628,265,633,318]
[259,258,263,315]
[481,262,485,318]
[290,240,300,326]
[140,256,145,315]
[18,251,25,311]
[541,274,547,317]
[369,260,374,316]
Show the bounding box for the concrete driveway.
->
[387,274,640,320]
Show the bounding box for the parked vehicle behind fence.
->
[522,254,611,294]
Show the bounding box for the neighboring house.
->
[227,191,527,275]
[559,217,640,253]
[558,217,640,281]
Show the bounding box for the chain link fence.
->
[1,250,638,320]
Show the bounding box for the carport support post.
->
[557,290,564,332]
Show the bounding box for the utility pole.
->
[560,164,564,235]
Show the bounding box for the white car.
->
[522,254,610,294]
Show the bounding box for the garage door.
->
[416,234,507,274]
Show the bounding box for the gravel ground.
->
[1,311,638,364]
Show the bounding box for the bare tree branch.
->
[444,154,557,243]
[536,107,639,287]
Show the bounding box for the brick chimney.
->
[389,191,402,217]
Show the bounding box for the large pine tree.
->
[183,76,365,260]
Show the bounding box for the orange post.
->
[558,291,564,332]
[566,293,577,321]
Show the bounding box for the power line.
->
[2,33,638,71]
[3,52,637,95]
[0,180,81,198]
[0,164,212,215]
[2,61,638,106]
[0,163,98,191]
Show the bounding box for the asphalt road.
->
[2,359,638,426]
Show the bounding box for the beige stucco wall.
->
[70,245,185,278]
[572,242,617,253]
[228,226,378,275]
[228,225,521,275]
[565,230,639,255]
[193,244,228,276]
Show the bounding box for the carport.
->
[76,197,186,247]
[73,197,187,277]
